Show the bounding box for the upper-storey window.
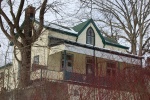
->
[86,27,95,45]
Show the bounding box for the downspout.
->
[103,40,106,48]
[7,68,9,90]
[63,50,67,80]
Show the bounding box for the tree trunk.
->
[19,44,31,87]
[138,28,143,56]
[132,42,137,55]
[18,6,35,87]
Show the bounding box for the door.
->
[62,54,73,72]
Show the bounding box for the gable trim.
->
[76,19,105,44]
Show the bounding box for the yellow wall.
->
[97,58,107,76]
[48,52,61,71]
[47,30,76,42]
[68,52,86,74]
[105,45,126,52]
[31,29,49,66]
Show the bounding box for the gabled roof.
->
[73,19,91,32]
[72,19,129,49]
[10,18,129,49]
[73,19,105,43]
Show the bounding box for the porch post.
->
[63,50,67,80]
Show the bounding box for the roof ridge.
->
[72,19,92,32]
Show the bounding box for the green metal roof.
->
[72,19,91,32]
[104,37,119,44]
[104,37,129,49]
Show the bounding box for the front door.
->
[62,54,73,72]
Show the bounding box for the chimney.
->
[24,6,35,37]
[25,5,35,20]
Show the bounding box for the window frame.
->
[86,57,94,75]
[86,27,95,45]
[106,62,117,77]
[33,55,39,64]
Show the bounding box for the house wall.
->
[47,51,86,74]
[47,30,76,42]
[0,65,19,91]
[67,51,86,74]
[77,23,103,48]
[12,47,21,89]
[105,45,126,52]
[31,29,49,66]
[47,52,61,71]
[47,50,133,76]
[96,58,133,77]
[4,65,19,90]
[97,58,107,77]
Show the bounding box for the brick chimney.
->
[25,5,35,20]
[24,6,35,37]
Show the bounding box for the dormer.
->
[72,19,129,52]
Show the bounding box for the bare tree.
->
[80,0,150,56]
[0,0,67,87]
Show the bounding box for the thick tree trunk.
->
[18,6,35,87]
[132,42,137,55]
[19,44,31,87]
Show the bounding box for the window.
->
[106,62,117,77]
[49,37,63,46]
[86,57,94,75]
[62,53,73,72]
[86,27,95,45]
[33,55,39,64]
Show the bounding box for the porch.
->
[30,36,143,87]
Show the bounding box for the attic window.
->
[86,27,95,45]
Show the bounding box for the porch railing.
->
[64,71,112,87]
[30,68,114,88]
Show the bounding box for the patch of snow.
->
[36,19,78,35]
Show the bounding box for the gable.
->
[73,19,129,50]
[76,22,104,48]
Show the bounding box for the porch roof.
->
[48,36,143,65]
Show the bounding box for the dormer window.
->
[86,27,95,45]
